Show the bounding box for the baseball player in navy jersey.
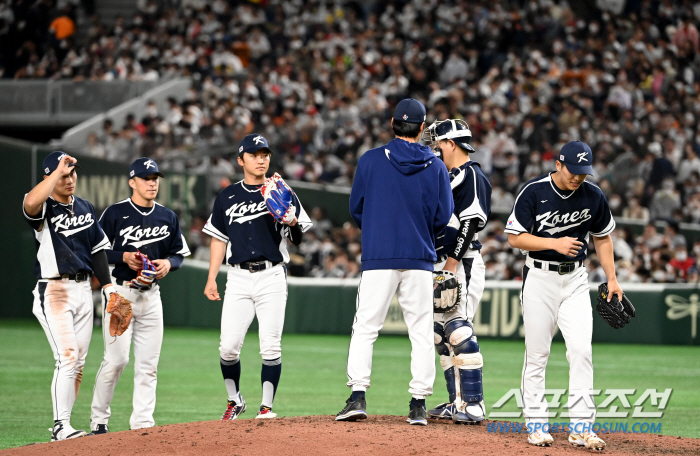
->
[336,99,453,426]
[506,141,618,450]
[89,158,190,433]
[203,134,312,420]
[23,151,121,441]
[424,119,492,424]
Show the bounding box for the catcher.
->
[203,134,312,420]
[90,158,190,434]
[425,119,491,424]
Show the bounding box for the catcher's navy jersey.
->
[436,161,492,257]
[99,198,191,282]
[23,194,110,279]
[203,180,312,265]
[504,173,615,262]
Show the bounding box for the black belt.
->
[116,279,154,291]
[48,273,91,282]
[237,260,280,273]
[532,260,582,275]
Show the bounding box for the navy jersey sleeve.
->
[291,192,313,233]
[434,165,454,233]
[167,212,191,257]
[454,165,491,230]
[590,190,616,237]
[22,194,46,231]
[349,157,367,229]
[505,184,535,235]
[88,202,110,254]
[98,206,122,263]
[203,193,229,242]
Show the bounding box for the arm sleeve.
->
[504,185,535,235]
[434,165,454,234]
[22,193,46,231]
[166,254,184,270]
[349,158,366,229]
[448,217,479,261]
[91,249,112,287]
[202,194,229,242]
[286,223,304,246]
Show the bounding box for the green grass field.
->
[1,319,699,449]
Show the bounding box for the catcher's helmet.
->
[422,119,475,152]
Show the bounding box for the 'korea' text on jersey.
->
[99,198,191,282]
[504,173,615,262]
[203,180,312,265]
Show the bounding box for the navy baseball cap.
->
[393,98,427,124]
[129,157,165,179]
[559,141,594,175]
[239,134,272,157]
[43,151,81,176]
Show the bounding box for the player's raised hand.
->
[553,236,583,257]
[55,154,77,176]
[204,278,220,301]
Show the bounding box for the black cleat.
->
[335,397,368,421]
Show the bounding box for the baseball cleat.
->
[50,421,87,442]
[428,402,455,420]
[222,395,246,420]
[255,406,277,419]
[87,423,109,435]
[527,430,554,447]
[407,404,428,426]
[335,397,368,421]
[569,431,606,450]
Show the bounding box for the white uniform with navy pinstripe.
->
[505,173,615,429]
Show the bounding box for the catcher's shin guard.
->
[444,366,457,403]
[433,322,450,357]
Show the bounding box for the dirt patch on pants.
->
[4,416,700,455]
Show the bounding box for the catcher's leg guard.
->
[434,322,457,404]
[447,319,485,423]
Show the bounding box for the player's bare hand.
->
[607,278,623,302]
[153,259,171,280]
[553,237,583,257]
[55,154,77,176]
[204,279,220,301]
[123,252,142,271]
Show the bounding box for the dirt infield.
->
[4,416,700,455]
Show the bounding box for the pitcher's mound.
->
[5,416,700,455]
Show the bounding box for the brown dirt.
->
[4,416,699,456]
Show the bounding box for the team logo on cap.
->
[130,170,135,177]
[577,152,588,163]
[253,135,264,145]
[45,167,50,174]
[239,146,244,153]
[57,153,66,162]
[144,159,155,169]
[560,155,564,161]
[402,114,408,120]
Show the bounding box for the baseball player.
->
[424,119,491,424]
[506,141,618,450]
[23,151,120,441]
[203,134,312,420]
[89,158,190,433]
[336,99,453,426]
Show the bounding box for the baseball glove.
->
[596,282,636,329]
[129,251,156,290]
[261,173,296,224]
[433,270,462,313]
[106,292,133,337]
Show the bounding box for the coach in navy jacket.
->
[337,98,453,426]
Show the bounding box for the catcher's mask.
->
[422,119,475,159]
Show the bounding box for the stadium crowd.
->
[3,0,700,282]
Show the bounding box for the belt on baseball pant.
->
[115,279,155,291]
[232,260,280,273]
[47,272,91,282]
[526,257,582,275]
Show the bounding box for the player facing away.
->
[423,119,492,424]
[23,152,121,441]
[203,134,312,420]
[90,158,190,433]
[506,141,619,450]
[336,99,454,426]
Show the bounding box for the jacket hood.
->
[384,138,438,175]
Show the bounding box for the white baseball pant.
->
[520,256,596,428]
[91,283,163,430]
[219,264,288,362]
[346,269,434,398]
[32,279,93,422]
